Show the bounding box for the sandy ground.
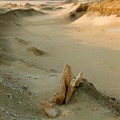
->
[0,0,120,120]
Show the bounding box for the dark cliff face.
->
[87,0,120,17]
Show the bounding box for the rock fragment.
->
[40,101,60,118]
[54,64,72,104]
[74,72,82,87]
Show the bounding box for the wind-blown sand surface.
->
[0,0,120,119]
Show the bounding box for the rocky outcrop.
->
[54,64,82,104]
[88,0,120,17]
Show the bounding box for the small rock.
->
[45,107,59,118]
[10,113,17,117]
[7,93,12,99]
[49,98,53,102]
[91,105,98,111]
[5,111,10,115]
[74,92,78,95]
[40,101,60,118]
[34,94,38,98]
[0,107,5,112]
[22,86,28,91]
[28,91,32,95]
[17,101,22,105]
[77,108,81,111]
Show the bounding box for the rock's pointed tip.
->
[64,64,69,68]
[80,71,82,75]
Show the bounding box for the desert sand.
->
[0,0,120,119]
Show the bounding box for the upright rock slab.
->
[54,64,82,104]
[54,64,72,104]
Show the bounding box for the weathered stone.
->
[40,101,60,118]
[62,64,72,87]
[54,64,72,104]
[54,81,66,104]
[65,85,74,104]
[54,65,83,104]
[74,72,82,87]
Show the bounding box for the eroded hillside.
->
[88,0,120,16]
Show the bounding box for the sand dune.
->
[3,3,35,10]
[4,3,18,8]
[32,3,64,11]
[0,8,44,17]
[23,2,33,8]
[72,11,120,26]
[64,3,89,22]
[0,8,45,26]
[0,5,10,14]
[41,5,63,11]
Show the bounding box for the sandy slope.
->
[0,0,120,120]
